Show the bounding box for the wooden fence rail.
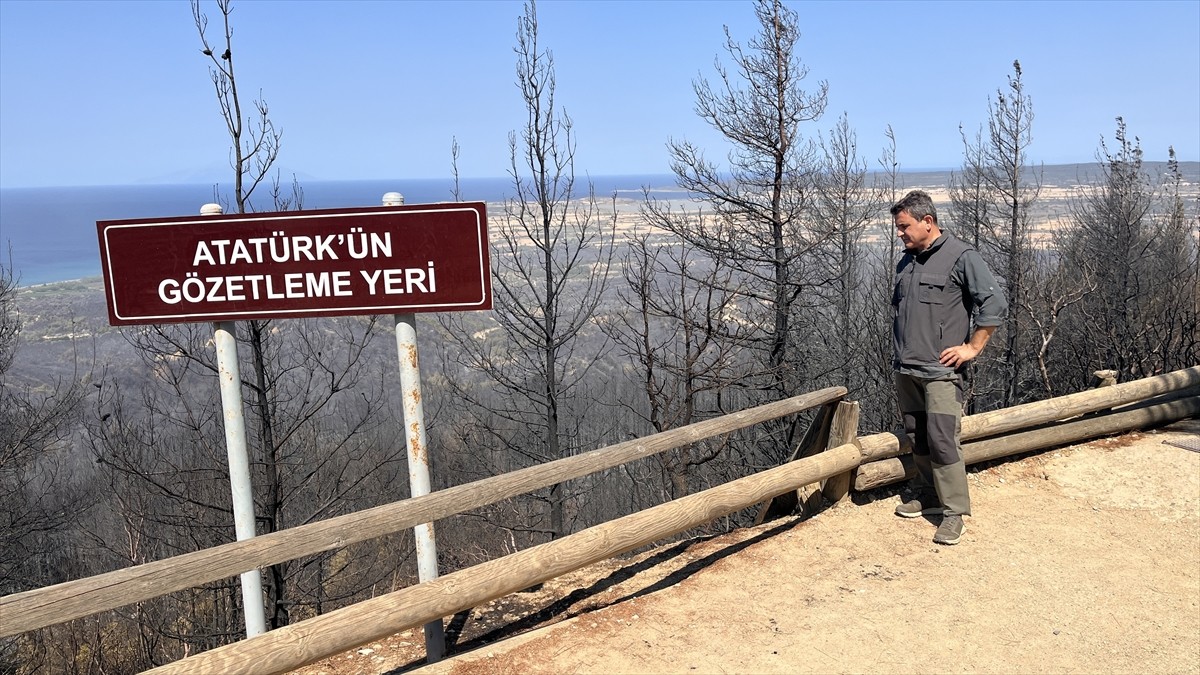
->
[145,444,864,675]
[856,391,1199,490]
[0,387,846,637]
[857,366,1200,463]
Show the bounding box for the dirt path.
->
[298,420,1200,675]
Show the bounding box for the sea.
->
[0,175,683,287]
[7,162,1194,288]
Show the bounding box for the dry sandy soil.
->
[296,419,1200,675]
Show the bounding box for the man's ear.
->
[922,215,936,227]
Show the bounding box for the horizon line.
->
[3,159,1199,191]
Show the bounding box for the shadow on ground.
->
[384,518,803,674]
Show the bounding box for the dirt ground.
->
[296,419,1200,675]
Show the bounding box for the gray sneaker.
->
[933,514,966,545]
[895,491,942,518]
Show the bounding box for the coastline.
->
[3,163,1196,288]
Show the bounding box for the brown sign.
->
[97,202,491,325]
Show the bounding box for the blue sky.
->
[1,0,1197,188]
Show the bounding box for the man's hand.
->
[939,343,981,368]
[940,325,997,368]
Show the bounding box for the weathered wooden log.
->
[820,401,862,504]
[854,394,1199,491]
[753,400,837,524]
[858,366,1200,463]
[146,443,864,675]
[0,387,846,637]
[857,430,912,463]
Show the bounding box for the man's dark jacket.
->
[892,233,1006,377]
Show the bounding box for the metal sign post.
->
[383,191,445,662]
[203,204,267,638]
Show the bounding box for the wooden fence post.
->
[821,401,861,504]
[754,401,838,523]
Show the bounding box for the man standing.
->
[890,190,1007,545]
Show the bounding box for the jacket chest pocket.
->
[893,262,916,307]
[918,272,950,304]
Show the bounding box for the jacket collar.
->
[916,232,950,260]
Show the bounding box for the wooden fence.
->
[2,367,1196,674]
[1,387,847,635]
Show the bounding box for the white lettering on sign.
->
[359,262,437,296]
[158,269,385,305]
[154,229,434,306]
[191,229,392,266]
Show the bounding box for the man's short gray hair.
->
[890,190,938,224]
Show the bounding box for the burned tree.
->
[439,1,615,541]
[660,0,830,403]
